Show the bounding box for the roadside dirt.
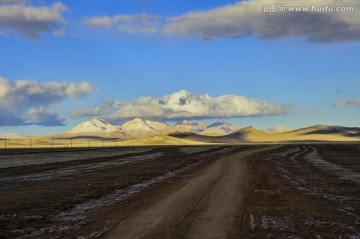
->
[238,144,360,238]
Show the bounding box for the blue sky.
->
[0,0,360,135]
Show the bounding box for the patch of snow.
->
[249,213,256,230]
[67,118,119,133]
[261,215,293,230]
[0,148,153,169]
[120,118,165,131]
[201,121,239,135]
[0,151,162,188]
[304,146,360,185]
[254,189,278,195]
[23,159,206,238]
[179,146,221,154]
[174,120,207,133]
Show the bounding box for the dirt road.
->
[105,147,275,239]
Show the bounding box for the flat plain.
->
[0,144,359,238]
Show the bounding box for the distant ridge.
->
[0,132,26,139]
[291,125,360,137]
[224,125,360,142]
[201,121,239,135]
[41,118,360,143]
[266,125,293,133]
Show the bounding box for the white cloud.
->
[84,0,360,43]
[83,13,163,34]
[164,0,360,42]
[70,107,111,119]
[0,76,94,126]
[88,90,290,122]
[65,82,94,97]
[102,98,124,110]
[0,77,94,109]
[333,99,360,108]
[0,1,67,39]
[0,0,27,3]
[163,0,360,42]
[84,16,112,28]
[25,106,65,126]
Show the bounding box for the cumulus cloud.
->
[0,0,27,3]
[333,99,360,108]
[25,106,65,126]
[0,76,94,126]
[70,107,111,119]
[65,82,94,97]
[163,0,360,42]
[76,90,290,123]
[0,1,67,39]
[0,77,93,109]
[84,0,360,43]
[84,16,112,28]
[102,98,124,110]
[83,13,163,34]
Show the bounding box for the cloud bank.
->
[70,107,111,119]
[84,0,360,43]
[0,76,94,126]
[163,0,360,42]
[333,99,360,108]
[84,13,163,34]
[73,90,291,123]
[0,1,67,39]
[25,106,65,126]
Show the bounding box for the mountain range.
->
[170,125,360,143]
[2,118,359,143]
[65,118,239,138]
[61,118,360,143]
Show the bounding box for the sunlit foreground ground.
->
[0,135,210,149]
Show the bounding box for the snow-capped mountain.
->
[266,125,294,133]
[120,118,168,131]
[201,121,240,135]
[145,120,169,131]
[65,117,235,138]
[67,118,119,133]
[174,120,207,133]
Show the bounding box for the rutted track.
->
[241,144,360,238]
[0,148,154,169]
[104,146,273,239]
[0,152,164,189]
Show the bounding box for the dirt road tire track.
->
[104,146,277,239]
